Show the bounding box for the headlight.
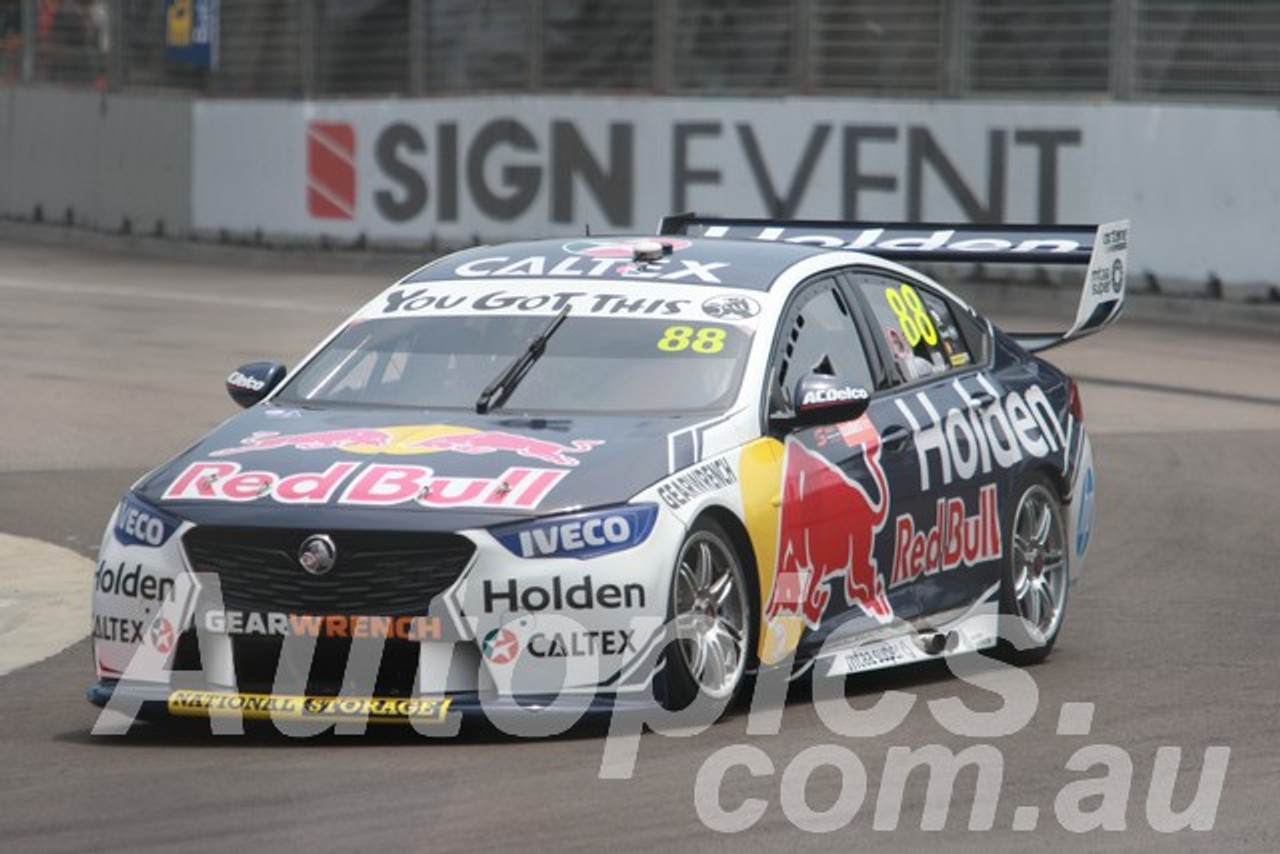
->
[491,504,658,560]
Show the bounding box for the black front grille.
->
[171,629,423,696]
[183,527,475,615]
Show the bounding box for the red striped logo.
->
[306,121,356,220]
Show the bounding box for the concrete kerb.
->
[0,533,93,678]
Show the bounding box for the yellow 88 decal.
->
[885,285,938,347]
[657,326,726,354]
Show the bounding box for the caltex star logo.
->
[150,617,176,654]
[482,627,520,664]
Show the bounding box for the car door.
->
[845,270,1003,624]
[762,276,922,660]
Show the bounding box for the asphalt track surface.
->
[1,238,1278,852]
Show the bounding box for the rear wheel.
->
[998,476,1069,664]
[663,519,754,710]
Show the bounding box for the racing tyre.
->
[997,475,1069,665]
[663,519,755,711]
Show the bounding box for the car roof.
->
[402,236,838,292]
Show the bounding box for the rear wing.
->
[658,214,1129,353]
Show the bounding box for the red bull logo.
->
[412,431,602,467]
[211,425,602,467]
[765,419,892,629]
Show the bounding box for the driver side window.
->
[770,280,873,412]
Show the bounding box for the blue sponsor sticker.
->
[113,494,179,549]
[493,504,657,560]
[1075,468,1095,558]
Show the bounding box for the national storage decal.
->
[192,98,1088,243]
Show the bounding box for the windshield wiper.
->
[475,305,571,414]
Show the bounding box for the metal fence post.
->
[943,0,970,97]
[653,0,673,94]
[1110,0,1136,100]
[528,0,543,91]
[299,0,318,97]
[19,0,35,83]
[792,0,813,92]
[408,0,426,96]
[106,0,125,89]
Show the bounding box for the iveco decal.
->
[493,505,658,560]
[112,494,178,548]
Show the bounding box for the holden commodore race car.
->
[89,216,1127,730]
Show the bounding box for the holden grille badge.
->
[298,534,337,576]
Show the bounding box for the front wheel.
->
[998,476,1069,665]
[663,519,754,710]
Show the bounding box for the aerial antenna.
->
[584,223,591,236]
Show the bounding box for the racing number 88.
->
[885,285,938,347]
[658,326,726,354]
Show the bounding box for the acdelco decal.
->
[161,461,565,510]
[896,378,1066,491]
[890,484,1002,587]
[801,386,869,407]
[657,458,737,509]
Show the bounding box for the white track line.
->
[0,275,351,314]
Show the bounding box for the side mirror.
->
[790,374,870,427]
[226,361,287,408]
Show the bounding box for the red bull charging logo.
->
[211,425,603,468]
[765,419,892,631]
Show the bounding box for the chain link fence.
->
[3,0,1278,101]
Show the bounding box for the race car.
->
[88,216,1127,729]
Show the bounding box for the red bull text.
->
[161,461,566,509]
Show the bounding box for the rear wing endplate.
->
[658,214,1129,353]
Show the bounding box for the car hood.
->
[135,406,718,530]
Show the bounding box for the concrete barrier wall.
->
[0,88,191,236]
[1,90,1277,287]
[193,96,1280,287]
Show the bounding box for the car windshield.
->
[276,315,754,415]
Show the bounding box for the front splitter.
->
[87,679,659,734]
